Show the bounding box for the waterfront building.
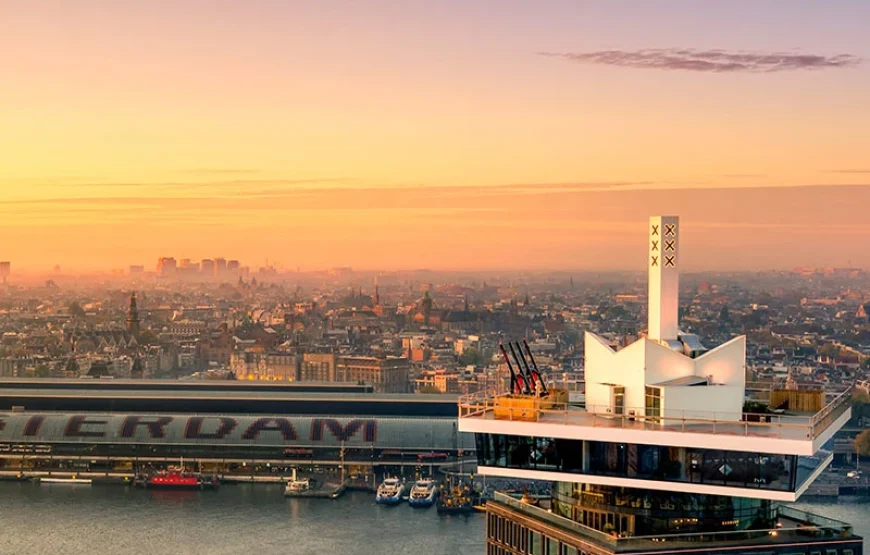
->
[336,355,411,393]
[300,353,337,382]
[231,351,298,381]
[459,216,862,555]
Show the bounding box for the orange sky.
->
[1,1,869,272]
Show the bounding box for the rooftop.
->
[491,492,861,553]
[458,386,852,456]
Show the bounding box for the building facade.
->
[300,353,337,382]
[336,356,410,393]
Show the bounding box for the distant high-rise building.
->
[200,259,215,278]
[156,257,176,277]
[129,265,145,276]
[227,260,240,271]
[214,257,227,278]
[126,292,140,337]
[0,261,10,282]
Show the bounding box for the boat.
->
[284,468,312,497]
[408,479,438,508]
[375,477,405,505]
[38,477,92,485]
[284,477,311,496]
[436,480,474,514]
[141,466,219,490]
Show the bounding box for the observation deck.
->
[458,386,852,457]
[488,492,862,554]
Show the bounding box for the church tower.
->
[126,292,141,337]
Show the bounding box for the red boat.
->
[141,467,219,490]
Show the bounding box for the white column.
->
[647,216,680,342]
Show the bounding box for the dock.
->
[283,471,348,499]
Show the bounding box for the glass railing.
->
[459,385,852,441]
[492,492,617,546]
[811,387,854,436]
[493,492,856,550]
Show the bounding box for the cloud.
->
[538,48,862,73]
[180,168,262,175]
[824,169,870,174]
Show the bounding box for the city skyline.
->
[2,1,870,271]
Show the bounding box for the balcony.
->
[491,492,860,553]
[458,386,852,456]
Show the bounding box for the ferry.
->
[375,477,405,505]
[408,479,438,508]
[284,468,311,497]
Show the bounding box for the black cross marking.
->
[665,224,676,236]
[651,256,658,267]
[651,240,659,252]
[651,225,659,236]
[665,255,675,267]
[665,240,675,252]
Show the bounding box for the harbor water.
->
[1,482,867,555]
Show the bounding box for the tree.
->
[459,348,482,367]
[34,364,52,378]
[138,329,158,345]
[854,430,870,457]
[419,385,442,394]
[68,301,86,318]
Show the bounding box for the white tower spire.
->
[648,215,680,342]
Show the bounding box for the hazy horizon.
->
[2,1,869,272]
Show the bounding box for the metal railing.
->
[494,492,855,551]
[493,492,617,546]
[811,385,854,436]
[459,386,853,441]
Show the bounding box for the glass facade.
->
[475,433,817,493]
[644,386,661,421]
[550,482,772,536]
[485,493,862,555]
[795,438,834,492]
[612,386,625,416]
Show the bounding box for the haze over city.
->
[3,1,870,272]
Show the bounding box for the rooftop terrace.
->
[492,492,861,553]
[458,386,852,455]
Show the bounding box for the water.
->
[2,483,868,555]
[0,483,484,555]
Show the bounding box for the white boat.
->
[375,477,405,505]
[39,477,92,485]
[408,479,437,508]
[284,468,311,496]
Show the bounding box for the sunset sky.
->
[2,1,869,272]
